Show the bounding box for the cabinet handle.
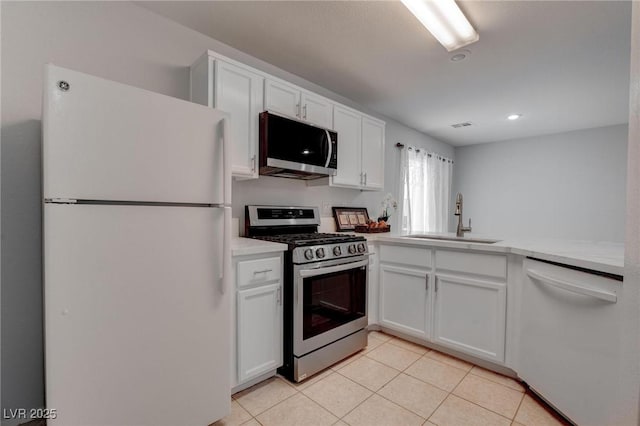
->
[435,278,438,293]
[296,103,301,118]
[364,172,367,186]
[251,155,256,172]
[527,269,617,303]
[253,268,273,275]
[360,172,363,185]
[425,275,429,291]
[303,104,307,119]
[277,287,282,305]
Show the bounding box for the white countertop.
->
[361,232,624,276]
[232,237,287,257]
[232,225,624,275]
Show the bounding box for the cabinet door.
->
[215,60,264,178]
[379,264,430,340]
[301,92,333,129]
[237,283,283,383]
[361,116,385,190]
[433,274,506,362]
[331,106,362,188]
[264,79,301,119]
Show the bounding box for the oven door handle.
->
[299,259,369,278]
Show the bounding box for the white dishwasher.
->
[517,258,623,426]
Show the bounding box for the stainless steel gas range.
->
[246,205,368,382]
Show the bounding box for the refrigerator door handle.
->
[222,117,231,206]
[220,206,232,294]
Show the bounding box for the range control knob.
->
[304,249,314,260]
[357,243,366,253]
[333,246,342,256]
[348,244,357,254]
[316,248,325,258]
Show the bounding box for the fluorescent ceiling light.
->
[401,0,479,52]
[507,114,522,120]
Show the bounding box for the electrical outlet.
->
[322,203,332,215]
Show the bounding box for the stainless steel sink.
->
[405,234,501,244]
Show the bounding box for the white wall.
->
[0,1,452,417]
[451,124,628,242]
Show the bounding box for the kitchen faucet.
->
[454,192,472,237]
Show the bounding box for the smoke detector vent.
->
[451,122,473,128]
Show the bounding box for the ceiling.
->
[138,1,632,146]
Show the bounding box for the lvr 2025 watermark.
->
[3,408,57,420]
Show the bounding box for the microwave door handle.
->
[299,259,369,278]
[324,129,333,168]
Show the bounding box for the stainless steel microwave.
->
[259,111,337,180]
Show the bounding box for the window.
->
[399,147,453,233]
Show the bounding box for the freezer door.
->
[44,204,230,426]
[43,64,230,205]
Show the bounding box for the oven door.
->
[293,257,368,356]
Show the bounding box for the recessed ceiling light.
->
[451,121,473,128]
[507,114,522,120]
[450,49,471,62]
[401,0,479,52]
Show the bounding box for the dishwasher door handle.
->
[527,269,617,303]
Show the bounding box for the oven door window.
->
[303,266,366,340]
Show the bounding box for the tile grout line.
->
[336,390,378,423]
[235,377,301,418]
[385,338,432,355]
[450,392,520,423]
[369,389,428,424]
[298,370,372,419]
[467,368,526,391]
[402,354,470,393]
[374,378,432,422]
[448,367,522,422]
[511,390,528,425]
[331,357,404,421]
[424,361,474,424]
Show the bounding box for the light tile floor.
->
[215,331,570,426]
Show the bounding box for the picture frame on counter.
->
[332,207,370,232]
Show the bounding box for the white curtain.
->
[399,146,453,234]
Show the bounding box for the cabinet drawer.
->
[435,250,506,279]
[237,257,281,288]
[379,244,432,268]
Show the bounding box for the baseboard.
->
[231,369,278,395]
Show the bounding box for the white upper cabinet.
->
[265,79,333,129]
[361,116,385,190]
[301,92,333,129]
[191,50,384,187]
[332,105,362,188]
[264,79,300,119]
[215,61,263,178]
[327,106,385,191]
[190,54,263,179]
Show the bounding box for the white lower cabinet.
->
[377,244,507,363]
[433,274,506,362]
[379,264,431,340]
[237,283,283,382]
[232,252,283,389]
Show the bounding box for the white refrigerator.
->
[43,64,232,426]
